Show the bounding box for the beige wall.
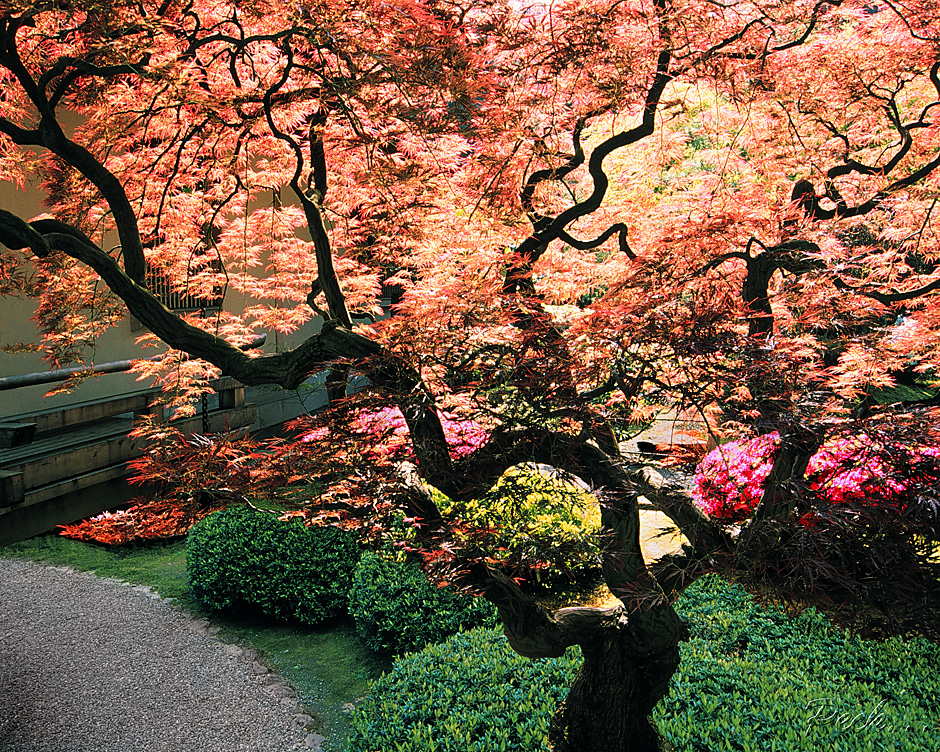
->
[1,177,155,417]
[0,180,325,422]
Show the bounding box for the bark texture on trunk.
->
[468,433,690,752]
[548,603,686,752]
[482,568,687,752]
[326,363,350,403]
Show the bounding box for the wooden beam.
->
[0,422,36,448]
[0,470,25,508]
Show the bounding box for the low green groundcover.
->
[348,574,940,752]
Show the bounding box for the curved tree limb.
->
[503,43,673,297]
[558,224,636,259]
[0,18,148,283]
[480,566,626,658]
[689,238,823,336]
[0,211,380,389]
[628,465,733,558]
[261,44,353,327]
[0,209,50,258]
[793,153,940,223]
[0,213,455,491]
[832,275,940,306]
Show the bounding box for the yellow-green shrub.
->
[436,465,603,582]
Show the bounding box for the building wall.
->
[0,181,329,427]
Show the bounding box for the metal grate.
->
[146,264,223,313]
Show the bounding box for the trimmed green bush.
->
[348,627,580,752]
[658,574,940,751]
[349,551,498,655]
[187,505,360,625]
[348,575,940,752]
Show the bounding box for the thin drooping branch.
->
[261,44,353,327]
[0,211,379,389]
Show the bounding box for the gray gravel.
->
[0,558,319,752]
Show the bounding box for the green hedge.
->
[349,551,498,655]
[348,627,579,752]
[348,575,940,752]
[187,505,360,625]
[659,574,940,751]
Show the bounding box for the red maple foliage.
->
[57,419,307,543]
[3,0,940,747]
[57,496,228,545]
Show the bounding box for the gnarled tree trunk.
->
[398,414,691,751]
[482,568,687,752]
[548,603,685,752]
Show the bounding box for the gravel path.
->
[0,558,320,752]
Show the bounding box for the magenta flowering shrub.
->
[303,406,489,462]
[439,415,491,459]
[357,407,489,460]
[691,432,780,522]
[349,407,412,460]
[693,432,940,522]
[805,436,906,507]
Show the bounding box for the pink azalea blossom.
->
[691,433,780,521]
[693,431,940,523]
[304,406,489,461]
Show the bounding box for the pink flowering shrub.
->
[691,433,780,521]
[693,431,940,523]
[805,436,905,507]
[302,406,489,462]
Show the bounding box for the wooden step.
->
[0,404,256,544]
[0,422,37,449]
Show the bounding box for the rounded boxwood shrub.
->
[349,575,940,752]
[347,626,580,752]
[349,551,498,655]
[187,505,360,625]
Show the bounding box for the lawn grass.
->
[1,533,195,601]
[0,532,390,751]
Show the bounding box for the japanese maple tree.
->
[2,0,940,749]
